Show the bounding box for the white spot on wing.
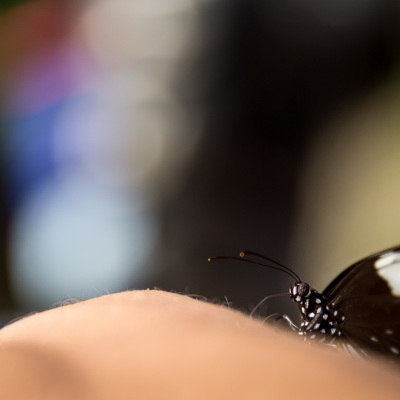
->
[375,261,400,297]
[370,336,378,343]
[385,329,393,335]
[390,346,399,355]
[375,252,400,269]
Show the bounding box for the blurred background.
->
[1,0,400,325]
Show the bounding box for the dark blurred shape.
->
[0,0,30,13]
[140,0,400,314]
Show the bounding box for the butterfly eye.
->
[297,283,310,297]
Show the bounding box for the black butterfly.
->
[209,245,400,364]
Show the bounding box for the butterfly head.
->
[290,282,312,303]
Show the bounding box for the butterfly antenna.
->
[208,256,300,282]
[240,250,301,282]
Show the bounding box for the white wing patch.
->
[375,252,400,269]
[375,252,400,297]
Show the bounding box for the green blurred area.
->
[0,0,31,13]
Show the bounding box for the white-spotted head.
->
[290,282,311,303]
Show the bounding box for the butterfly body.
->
[289,282,345,342]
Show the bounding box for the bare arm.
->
[0,290,399,399]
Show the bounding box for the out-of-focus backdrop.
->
[1,0,400,324]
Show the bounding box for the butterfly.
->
[209,245,400,364]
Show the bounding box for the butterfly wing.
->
[322,245,400,363]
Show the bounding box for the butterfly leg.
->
[250,293,291,317]
[281,314,300,332]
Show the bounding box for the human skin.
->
[0,290,399,399]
